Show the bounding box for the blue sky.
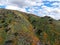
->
[0,0,60,20]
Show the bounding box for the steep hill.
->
[0,9,60,45]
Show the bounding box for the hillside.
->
[0,9,60,45]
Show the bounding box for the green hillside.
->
[0,9,60,45]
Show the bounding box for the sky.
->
[0,0,60,20]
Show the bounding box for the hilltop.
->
[0,9,60,45]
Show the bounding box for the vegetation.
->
[0,9,60,45]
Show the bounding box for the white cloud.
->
[26,3,60,20]
[39,6,60,20]
[5,5,26,12]
[43,0,60,1]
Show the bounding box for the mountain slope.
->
[26,14,60,45]
[0,9,60,45]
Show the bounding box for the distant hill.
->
[0,9,60,45]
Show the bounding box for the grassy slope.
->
[0,9,60,45]
[0,9,40,45]
[26,14,60,45]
